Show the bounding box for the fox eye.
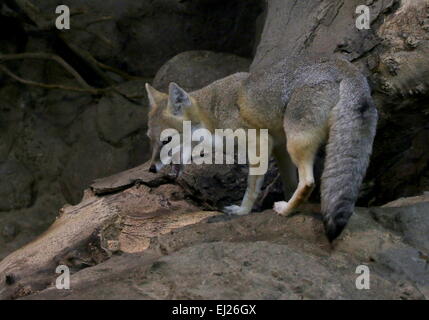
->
[162,136,172,145]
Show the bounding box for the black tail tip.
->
[323,216,348,243]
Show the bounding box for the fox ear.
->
[145,83,165,108]
[168,82,192,116]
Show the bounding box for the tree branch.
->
[58,34,115,86]
[0,64,101,94]
[95,61,144,81]
[11,0,52,30]
[0,52,93,89]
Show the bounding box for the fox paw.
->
[274,201,289,216]
[223,205,249,216]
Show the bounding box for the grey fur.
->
[242,59,378,241]
[321,77,378,241]
[152,57,378,241]
[244,59,378,240]
[169,82,192,116]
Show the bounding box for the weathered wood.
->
[0,171,220,299]
[90,162,171,195]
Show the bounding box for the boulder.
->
[0,161,34,211]
[0,166,427,300]
[96,92,148,145]
[60,107,131,204]
[153,51,251,92]
[36,0,263,77]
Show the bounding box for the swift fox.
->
[145,57,378,241]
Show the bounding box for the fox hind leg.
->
[273,146,298,200]
[274,83,336,216]
[274,131,322,215]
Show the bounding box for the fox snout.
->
[149,161,166,174]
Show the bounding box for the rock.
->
[153,51,251,92]
[29,241,418,300]
[11,113,68,181]
[0,161,34,211]
[0,79,150,259]
[5,192,426,300]
[370,202,429,254]
[36,0,263,77]
[0,159,428,300]
[0,85,24,163]
[113,79,150,101]
[382,193,429,207]
[377,246,429,298]
[1,223,19,243]
[251,0,387,71]
[60,108,131,204]
[115,0,263,77]
[41,90,93,127]
[96,92,148,145]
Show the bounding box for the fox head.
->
[145,82,197,174]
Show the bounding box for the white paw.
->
[274,201,289,215]
[223,205,249,216]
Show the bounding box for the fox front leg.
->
[223,132,273,216]
[224,173,265,215]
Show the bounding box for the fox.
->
[145,57,378,242]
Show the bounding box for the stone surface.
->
[153,51,251,92]
[60,107,131,204]
[251,0,382,71]
[14,200,429,300]
[0,163,427,300]
[35,0,263,77]
[0,160,34,211]
[96,93,148,145]
[370,202,429,254]
[382,193,429,207]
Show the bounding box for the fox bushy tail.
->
[321,77,378,242]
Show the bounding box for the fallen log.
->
[0,162,220,299]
